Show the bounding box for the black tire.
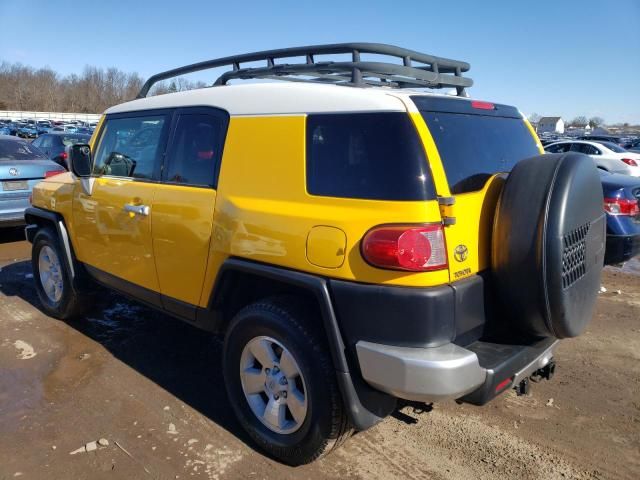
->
[223,297,353,465]
[32,227,91,320]
[492,152,606,338]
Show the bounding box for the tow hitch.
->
[530,360,556,383]
[514,360,556,396]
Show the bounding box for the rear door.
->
[72,110,171,298]
[411,96,542,282]
[151,107,229,317]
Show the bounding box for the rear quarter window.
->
[306,112,435,201]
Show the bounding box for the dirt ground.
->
[0,227,638,480]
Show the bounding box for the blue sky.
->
[1,0,639,123]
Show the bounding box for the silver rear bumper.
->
[356,339,559,402]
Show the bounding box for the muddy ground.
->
[0,227,638,480]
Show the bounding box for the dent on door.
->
[306,226,347,269]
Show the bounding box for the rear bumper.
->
[330,276,560,405]
[605,233,640,264]
[356,337,558,403]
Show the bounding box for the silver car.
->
[544,140,640,176]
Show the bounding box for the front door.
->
[151,108,228,315]
[72,111,171,298]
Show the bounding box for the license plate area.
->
[2,180,28,191]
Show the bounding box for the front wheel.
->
[32,228,91,320]
[223,297,352,465]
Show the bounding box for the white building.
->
[537,116,565,134]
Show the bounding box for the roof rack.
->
[136,43,473,99]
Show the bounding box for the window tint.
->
[164,113,227,187]
[92,115,167,179]
[546,143,572,153]
[306,113,435,201]
[599,141,625,153]
[571,143,599,155]
[419,111,540,194]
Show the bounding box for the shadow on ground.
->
[0,259,255,448]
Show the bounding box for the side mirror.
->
[67,144,92,177]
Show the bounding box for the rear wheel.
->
[32,228,91,320]
[223,297,352,465]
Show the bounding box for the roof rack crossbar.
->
[137,43,472,98]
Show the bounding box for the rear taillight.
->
[621,158,638,167]
[362,224,448,271]
[471,100,495,110]
[60,151,68,160]
[44,170,63,178]
[604,197,640,216]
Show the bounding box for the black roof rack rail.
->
[136,43,473,99]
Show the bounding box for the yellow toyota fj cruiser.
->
[25,43,605,465]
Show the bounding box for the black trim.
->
[83,264,221,332]
[330,274,487,350]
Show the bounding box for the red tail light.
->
[44,170,63,178]
[362,224,448,271]
[604,197,640,216]
[60,151,68,160]
[471,100,495,110]
[621,158,638,167]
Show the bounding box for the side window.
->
[92,114,168,179]
[306,113,435,201]
[164,112,227,188]
[546,144,560,153]
[572,143,597,155]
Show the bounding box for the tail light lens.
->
[362,224,448,271]
[604,197,640,216]
[60,151,68,160]
[621,158,638,167]
[44,170,63,179]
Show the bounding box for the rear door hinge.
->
[438,196,456,226]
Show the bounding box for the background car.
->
[625,138,640,153]
[545,140,640,176]
[31,132,91,168]
[17,124,39,139]
[0,135,65,226]
[579,134,629,146]
[600,171,640,264]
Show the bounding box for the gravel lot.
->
[0,227,638,480]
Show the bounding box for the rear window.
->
[306,113,435,201]
[414,98,540,194]
[0,139,47,161]
[61,135,91,146]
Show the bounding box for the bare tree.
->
[588,116,605,128]
[569,116,588,127]
[528,112,541,123]
[0,61,200,113]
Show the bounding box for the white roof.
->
[105,82,461,116]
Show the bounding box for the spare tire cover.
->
[492,152,605,338]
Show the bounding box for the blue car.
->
[17,124,39,139]
[0,136,65,226]
[600,171,640,264]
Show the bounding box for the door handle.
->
[123,204,150,216]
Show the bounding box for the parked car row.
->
[0,118,96,140]
[543,138,640,264]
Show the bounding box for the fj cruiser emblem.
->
[9,168,19,176]
[454,245,468,262]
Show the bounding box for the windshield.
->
[600,141,626,153]
[416,108,540,194]
[0,139,47,161]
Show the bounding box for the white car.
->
[544,140,640,176]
